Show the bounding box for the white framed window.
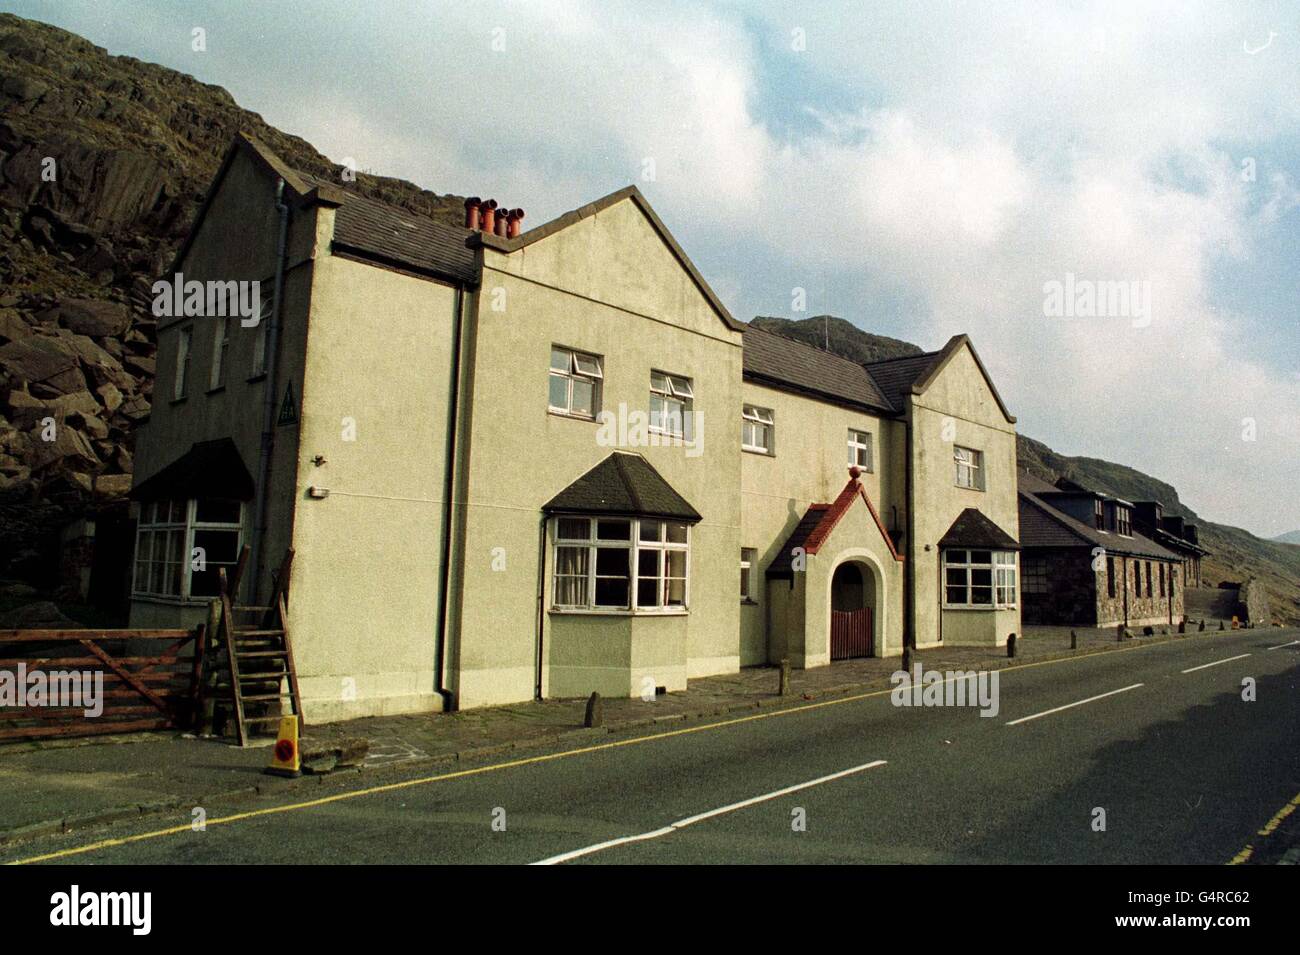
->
[848,428,873,470]
[954,445,984,490]
[943,549,1016,608]
[741,405,774,454]
[250,295,272,378]
[133,498,244,601]
[209,315,230,390]
[1115,506,1132,537]
[650,371,693,439]
[548,346,603,418]
[740,547,757,601]
[551,515,689,613]
[174,326,193,400]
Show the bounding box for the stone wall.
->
[1240,578,1271,626]
[1022,549,1096,625]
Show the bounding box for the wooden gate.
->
[0,627,204,741]
[830,607,873,660]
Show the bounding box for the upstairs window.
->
[209,316,230,390]
[1094,499,1105,530]
[1116,506,1132,537]
[848,429,873,471]
[174,326,193,400]
[954,445,985,490]
[741,405,774,454]
[549,346,603,418]
[552,516,689,613]
[650,371,693,439]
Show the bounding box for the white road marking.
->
[1004,683,1144,726]
[1181,653,1252,674]
[1266,640,1299,651]
[531,759,888,865]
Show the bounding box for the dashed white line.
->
[530,759,888,865]
[1004,683,1145,726]
[1266,640,1299,651]
[1181,653,1252,674]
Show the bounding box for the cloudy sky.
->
[7,0,1299,536]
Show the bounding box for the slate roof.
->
[130,438,255,502]
[939,508,1020,550]
[296,173,480,286]
[1017,471,1178,559]
[743,325,894,414]
[861,351,943,411]
[543,452,701,522]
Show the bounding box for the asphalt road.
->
[5,628,1298,865]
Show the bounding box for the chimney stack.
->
[479,199,498,235]
[494,207,508,237]
[506,208,525,238]
[463,197,482,231]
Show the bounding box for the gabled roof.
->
[743,325,894,414]
[173,134,478,287]
[472,185,745,334]
[767,471,903,578]
[939,508,1020,550]
[1017,471,1177,559]
[130,438,255,502]
[543,451,701,523]
[865,335,1016,424]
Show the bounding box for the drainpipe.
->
[433,287,468,712]
[249,178,290,603]
[534,515,547,700]
[903,417,915,650]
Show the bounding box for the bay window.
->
[133,498,244,601]
[944,549,1017,608]
[552,516,690,612]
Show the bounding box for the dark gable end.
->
[130,438,255,502]
[543,452,702,523]
[939,508,1020,550]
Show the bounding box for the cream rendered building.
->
[128,135,1022,724]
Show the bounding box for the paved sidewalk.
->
[0,622,1245,844]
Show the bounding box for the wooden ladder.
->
[216,547,303,747]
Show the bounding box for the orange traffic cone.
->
[265,715,300,777]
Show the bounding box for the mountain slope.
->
[0,12,466,574]
[1272,530,1300,546]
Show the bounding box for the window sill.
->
[548,409,598,423]
[548,608,690,617]
[741,447,774,457]
[740,598,759,606]
[941,605,1017,612]
[206,385,227,396]
[169,396,188,406]
[954,485,985,493]
[246,372,268,384]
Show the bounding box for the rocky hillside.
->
[763,317,1300,624]
[751,315,922,364]
[0,13,466,577]
[1273,530,1300,546]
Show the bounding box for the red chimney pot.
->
[479,199,498,235]
[463,196,482,231]
[506,208,526,239]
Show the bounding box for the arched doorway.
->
[830,561,875,659]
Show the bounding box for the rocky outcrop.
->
[0,12,466,577]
